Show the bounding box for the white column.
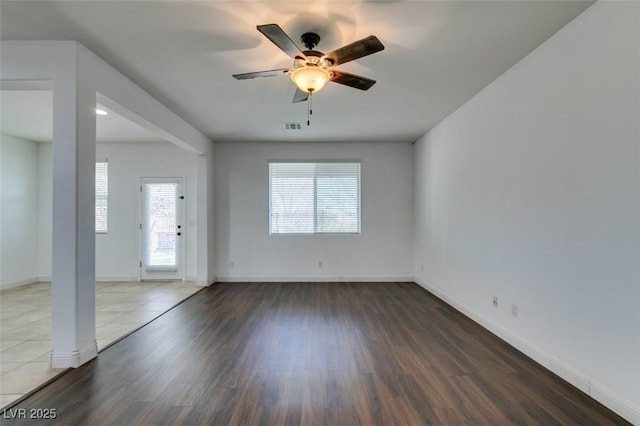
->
[50,57,98,368]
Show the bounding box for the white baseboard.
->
[0,276,39,290]
[214,275,414,283]
[0,276,54,289]
[3,276,199,288]
[97,276,199,283]
[50,341,98,368]
[414,278,640,425]
[95,275,139,282]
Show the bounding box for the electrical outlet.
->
[492,296,498,307]
[318,261,323,268]
[230,261,235,268]
[512,304,518,317]
[420,264,424,272]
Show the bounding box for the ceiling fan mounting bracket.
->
[300,32,321,50]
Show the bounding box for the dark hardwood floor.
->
[3,282,629,425]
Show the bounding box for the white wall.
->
[216,142,414,281]
[35,142,200,282]
[96,142,199,281]
[0,134,40,289]
[413,2,639,422]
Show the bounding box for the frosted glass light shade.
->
[291,67,330,93]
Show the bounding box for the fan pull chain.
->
[307,92,313,126]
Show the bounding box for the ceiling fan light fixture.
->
[290,66,331,94]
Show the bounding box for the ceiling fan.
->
[232,24,385,106]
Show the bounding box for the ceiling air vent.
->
[283,122,303,130]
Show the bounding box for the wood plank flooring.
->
[1,282,629,425]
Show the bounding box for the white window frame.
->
[268,161,361,235]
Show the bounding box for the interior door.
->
[140,177,184,280]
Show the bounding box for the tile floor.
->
[0,280,201,407]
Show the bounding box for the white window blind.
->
[269,162,361,234]
[95,161,108,234]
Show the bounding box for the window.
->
[269,162,361,234]
[95,161,108,233]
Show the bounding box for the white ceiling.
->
[0,1,594,144]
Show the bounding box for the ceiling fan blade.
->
[257,24,306,59]
[323,35,384,66]
[232,69,289,80]
[292,88,309,103]
[330,70,376,91]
